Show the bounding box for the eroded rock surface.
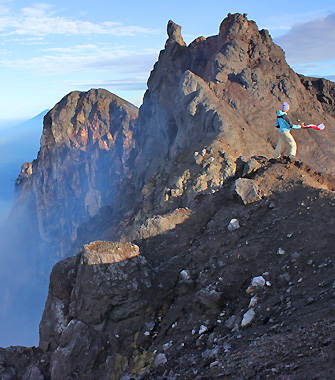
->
[134,13,335,189]
[15,89,138,262]
[39,241,156,379]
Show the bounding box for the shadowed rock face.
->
[39,241,155,379]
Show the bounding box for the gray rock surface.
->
[39,241,156,379]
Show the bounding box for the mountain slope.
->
[1,12,335,379]
[2,157,335,379]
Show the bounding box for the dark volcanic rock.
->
[2,12,335,380]
[0,88,138,351]
[4,156,332,380]
[39,241,156,379]
[299,74,335,117]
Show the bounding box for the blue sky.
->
[0,0,335,125]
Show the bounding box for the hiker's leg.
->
[283,131,297,157]
[274,133,285,158]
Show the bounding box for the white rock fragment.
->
[228,218,240,231]
[246,276,266,293]
[155,353,167,366]
[277,248,285,255]
[241,308,255,327]
[199,325,208,335]
[252,276,265,288]
[145,321,155,331]
[144,331,150,336]
[172,322,178,328]
[201,149,207,156]
[163,341,173,351]
[248,296,258,308]
[180,269,191,281]
[209,157,214,162]
[194,152,199,156]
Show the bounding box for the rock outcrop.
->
[38,241,156,379]
[7,13,335,269]
[134,13,335,189]
[299,74,335,117]
[14,89,138,262]
[0,89,138,348]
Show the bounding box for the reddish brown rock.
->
[134,13,335,189]
[15,89,138,260]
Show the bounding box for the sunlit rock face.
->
[15,89,138,260]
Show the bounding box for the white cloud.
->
[275,13,335,64]
[0,43,157,76]
[0,4,159,36]
[74,77,148,91]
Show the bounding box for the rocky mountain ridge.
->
[1,12,335,380]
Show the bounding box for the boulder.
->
[235,178,262,204]
[39,241,154,353]
[50,320,102,380]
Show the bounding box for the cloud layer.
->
[1,43,158,76]
[0,4,158,36]
[275,13,335,64]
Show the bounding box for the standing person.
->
[274,102,304,159]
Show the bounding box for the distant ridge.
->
[0,109,49,226]
[1,109,49,140]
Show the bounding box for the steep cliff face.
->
[15,89,138,261]
[134,13,335,186]
[0,89,138,347]
[9,13,335,265]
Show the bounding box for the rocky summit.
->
[1,13,335,380]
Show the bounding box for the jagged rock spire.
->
[166,20,186,47]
